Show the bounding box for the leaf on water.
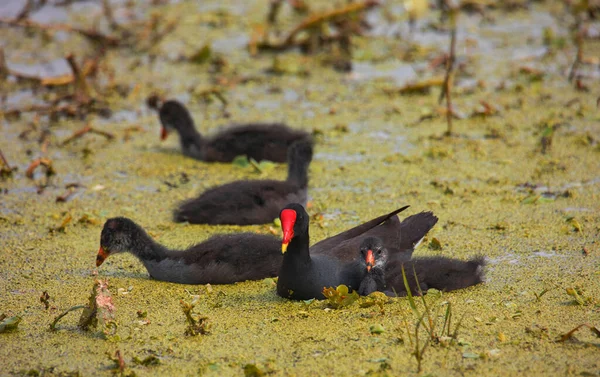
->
[566,217,583,233]
[189,44,212,64]
[369,324,385,334]
[0,314,21,333]
[429,237,442,250]
[322,285,359,309]
[232,155,250,168]
[462,352,480,359]
[243,364,265,377]
[132,355,161,366]
[387,77,445,95]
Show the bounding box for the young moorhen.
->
[357,237,388,296]
[95,217,282,284]
[356,237,485,296]
[157,100,311,162]
[276,203,438,300]
[173,139,313,225]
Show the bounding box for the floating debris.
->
[322,285,359,309]
[50,280,116,339]
[180,300,210,336]
[0,314,21,333]
[40,291,51,310]
[556,324,600,343]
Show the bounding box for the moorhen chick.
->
[276,203,438,300]
[357,237,388,296]
[157,100,311,162]
[356,237,485,296]
[173,139,313,225]
[95,217,282,284]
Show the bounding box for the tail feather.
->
[397,212,439,252]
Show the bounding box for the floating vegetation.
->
[556,324,600,343]
[0,314,21,333]
[322,285,359,309]
[565,287,594,306]
[180,300,210,336]
[50,280,117,339]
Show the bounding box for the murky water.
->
[1,0,599,376]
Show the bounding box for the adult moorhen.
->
[356,236,485,296]
[276,203,438,300]
[157,100,311,162]
[95,217,282,284]
[173,139,313,225]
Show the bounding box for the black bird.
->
[95,217,282,284]
[157,100,311,162]
[173,139,313,225]
[357,237,388,296]
[276,203,438,300]
[356,236,486,296]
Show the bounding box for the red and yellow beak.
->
[160,127,169,141]
[280,208,297,254]
[365,250,374,272]
[281,229,293,253]
[96,246,109,267]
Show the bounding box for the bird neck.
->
[129,225,171,263]
[285,230,312,266]
[178,123,204,151]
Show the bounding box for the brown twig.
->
[253,0,378,53]
[115,350,126,373]
[556,323,600,342]
[65,54,91,105]
[2,104,78,119]
[0,48,7,79]
[0,17,120,47]
[267,0,284,24]
[439,2,457,136]
[56,186,78,203]
[282,0,378,46]
[568,25,584,82]
[0,148,11,170]
[25,158,55,179]
[0,147,16,177]
[61,124,115,146]
[15,0,36,21]
[102,0,120,31]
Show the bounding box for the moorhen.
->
[95,217,282,284]
[356,236,485,296]
[357,237,387,296]
[173,139,313,225]
[276,203,438,300]
[157,100,311,162]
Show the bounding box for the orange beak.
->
[365,250,374,272]
[160,127,168,141]
[96,246,109,267]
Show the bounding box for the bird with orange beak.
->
[357,237,388,296]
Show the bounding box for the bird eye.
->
[376,249,382,255]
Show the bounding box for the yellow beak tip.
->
[281,243,288,253]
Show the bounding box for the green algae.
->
[1,0,600,376]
